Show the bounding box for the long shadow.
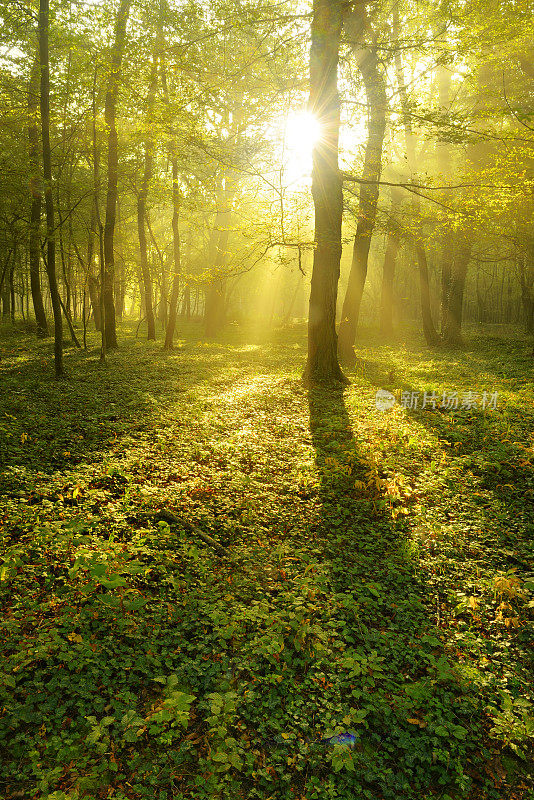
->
[301,386,495,800]
[348,353,533,571]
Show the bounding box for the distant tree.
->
[338,8,387,361]
[28,52,49,338]
[103,0,131,350]
[39,0,63,377]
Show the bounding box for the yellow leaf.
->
[67,633,82,644]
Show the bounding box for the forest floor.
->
[0,320,533,800]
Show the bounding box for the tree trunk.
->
[182,284,191,318]
[39,0,63,377]
[379,222,400,337]
[303,0,347,383]
[137,52,157,341]
[103,0,131,350]
[28,53,48,337]
[9,258,15,322]
[164,159,181,349]
[437,65,453,336]
[415,242,440,346]
[160,15,182,351]
[392,6,439,346]
[442,240,471,347]
[86,206,101,330]
[338,47,387,360]
[204,179,234,338]
[519,260,534,334]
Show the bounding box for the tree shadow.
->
[301,385,496,799]
[345,353,533,571]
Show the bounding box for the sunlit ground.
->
[0,319,532,798]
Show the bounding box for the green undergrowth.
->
[0,320,532,800]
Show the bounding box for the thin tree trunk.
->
[379,222,400,337]
[159,13,182,351]
[9,258,15,323]
[518,259,533,334]
[204,178,235,337]
[303,0,347,383]
[103,0,131,350]
[137,53,157,340]
[437,65,453,336]
[392,6,439,345]
[28,53,48,337]
[39,0,63,378]
[164,159,181,349]
[338,47,387,360]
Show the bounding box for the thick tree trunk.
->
[442,240,471,347]
[103,0,131,350]
[303,0,346,383]
[415,242,440,346]
[28,53,48,337]
[39,0,63,377]
[205,278,226,337]
[338,47,387,361]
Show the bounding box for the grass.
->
[0,319,532,800]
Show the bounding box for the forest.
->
[0,0,533,798]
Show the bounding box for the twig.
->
[154,509,230,558]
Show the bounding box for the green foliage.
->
[0,322,532,799]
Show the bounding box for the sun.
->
[281,110,322,186]
[285,110,322,155]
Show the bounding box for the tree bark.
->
[39,0,63,378]
[442,239,471,347]
[159,14,182,351]
[164,157,181,349]
[28,53,49,337]
[338,47,387,361]
[303,0,347,384]
[137,52,157,341]
[103,0,131,350]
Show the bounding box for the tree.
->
[28,52,49,338]
[39,0,63,377]
[338,9,387,361]
[303,0,347,384]
[137,50,158,341]
[103,0,132,350]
